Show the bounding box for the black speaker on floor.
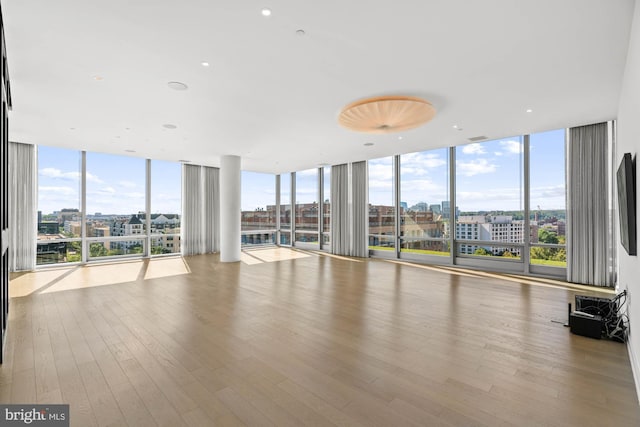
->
[569,313,603,339]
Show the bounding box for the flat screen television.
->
[616,153,637,256]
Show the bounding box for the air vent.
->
[468,135,488,142]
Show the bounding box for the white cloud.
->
[86,172,103,183]
[400,152,447,176]
[40,168,103,183]
[368,162,394,182]
[119,180,137,189]
[39,168,80,180]
[500,140,523,154]
[456,158,496,176]
[530,185,566,209]
[122,192,145,199]
[494,152,503,156]
[462,143,486,155]
[97,186,117,195]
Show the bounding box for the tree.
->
[474,247,492,256]
[89,243,108,257]
[538,229,559,244]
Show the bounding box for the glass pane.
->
[322,167,330,246]
[529,246,566,267]
[369,157,395,250]
[37,241,82,265]
[86,153,146,258]
[455,137,525,259]
[399,149,450,256]
[37,146,81,265]
[242,171,276,245]
[88,239,145,260]
[295,169,318,243]
[280,173,291,231]
[280,230,291,245]
[529,128,566,267]
[456,242,522,260]
[151,160,181,255]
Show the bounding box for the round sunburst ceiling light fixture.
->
[338,95,436,134]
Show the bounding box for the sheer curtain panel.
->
[351,161,368,257]
[330,164,350,255]
[203,166,220,253]
[566,122,614,286]
[8,142,36,271]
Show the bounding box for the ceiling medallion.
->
[338,95,436,134]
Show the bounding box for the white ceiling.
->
[3,0,635,174]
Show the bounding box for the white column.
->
[220,155,241,262]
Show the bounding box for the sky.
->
[369,128,566,212]
[38,146,181,215]
[38,128,566,215]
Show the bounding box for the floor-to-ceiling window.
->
[36,146,82,265]
[399,148,450,257]
[242,171,276,246]
[86,152,146,260]
[368,156,395,251]
[455,137,525,263]
[295,169,319,244]
[150,160,181,255]
[322,167,330,247]
[279,173,291,245]
[529,129,567,269]
[37,146,184,266]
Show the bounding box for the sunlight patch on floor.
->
[385,259,615,294]
[242,247,311,264]
[9,267,73,297]
[144,257,190,280]
[10,257,191,297]
[41,261,144,294]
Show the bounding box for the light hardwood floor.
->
[2,249,639,426]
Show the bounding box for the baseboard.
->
[628,337,640,404]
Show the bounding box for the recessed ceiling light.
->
[201,62,210,67]
[178,159,191,163]
[162,124,177,129]
[167,81,188,91]
[262,8,272,16]
[125,127,131,131]
[93,75,103,81]
[398,136,403,140]
[364,142,374,147]
[125,149,136,153]
[318,163,330,167]
[69,127,75,130]
[526,109,533,113]
[452,125,463,131]
[296,29,306,36]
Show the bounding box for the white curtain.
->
[351,161,368,257]
[330,163,350,255]
[330,162,368,257]
[8,142,36,271]
[566,122,614,286]
[203,166,220,253]
[182,164,220,256]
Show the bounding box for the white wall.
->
[617,0,640,402]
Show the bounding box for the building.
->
[456,215,539,256]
